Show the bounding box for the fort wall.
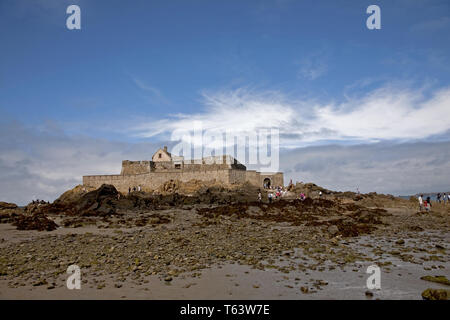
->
[83,169,233,193]
[245,170,260,186]
[120,161,151,175]
[83,148,284,192]
[83,169,284,192]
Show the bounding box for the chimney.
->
[163,146,167,152]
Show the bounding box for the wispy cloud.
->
[296,51,329,80]
[132,84,450,146]
[411,16,450,32]
[131,76,171,106]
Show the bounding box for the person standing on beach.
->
[268,192,273,204]
[418,194,423,212]
[426,196,432,212]
[258,191,262,203]
[437,193,441,203]
[443,193,447,205]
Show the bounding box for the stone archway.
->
[263,178,271,189]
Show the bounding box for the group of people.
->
[270,186,287,203]
[31,199,49,205]
[258,186,287,203]
[436,193,449,204]
[418,193,450,212]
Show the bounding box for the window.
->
[175,164,181,169]
[159,153,162,158]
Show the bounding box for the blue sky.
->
[1,0,450,203]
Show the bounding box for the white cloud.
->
[315,86,450,140]
[134,88,298,140]
[133,85,450,146]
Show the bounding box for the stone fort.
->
[83,146,284,192]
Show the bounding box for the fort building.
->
[83,146,283,192]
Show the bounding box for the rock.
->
[0,202,18,210]
[164,276,172,282]
[420,275,450,286]
[421,288,449,300]
[365,291,373,298]
[13,214,58,232]
[395,239,405,245]
[327,225,339,236]
[32,279,47,286]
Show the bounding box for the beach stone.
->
[327,225,339,236]
[365,290,373,298]
[421,288,449,300]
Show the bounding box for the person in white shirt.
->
[418,195,423,212]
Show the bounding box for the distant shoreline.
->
[399,192,450,201]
